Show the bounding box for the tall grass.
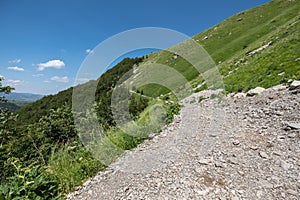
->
[47,146,104,195]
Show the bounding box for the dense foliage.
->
[0,57,156,199]
[0,101,104,199]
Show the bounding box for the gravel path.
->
[68,85,299,200]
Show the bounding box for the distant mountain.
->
[4,92,44,102]
[0,92,44,111]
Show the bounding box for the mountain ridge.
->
[3,92,44,102]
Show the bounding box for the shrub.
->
[165,102,181,124]
[0,157,63,200]
[47,146,104,194]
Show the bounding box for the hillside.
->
[1,0,299,199]
[15,57,144,126]
[143,0,299,94]
[0,101,21,112]
[15,0,300,127]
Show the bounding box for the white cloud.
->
[7,79,23,86]
[37,59,65,71]
[85,49,94,54]
[76,77,90,83]
[32,73,44,77]
[9,59,21,64]
[7,66,25,71]
[50,76,69,83]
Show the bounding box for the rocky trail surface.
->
[68,85,299,200]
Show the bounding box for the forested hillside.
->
[15,57,145,127]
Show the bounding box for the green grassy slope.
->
[138,0,299,94]
[195,0,300,92]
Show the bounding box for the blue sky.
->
[0,0,270,95]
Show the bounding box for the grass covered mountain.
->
[1,0,299,198]
[16,0,299,127]
[146,0,300,93]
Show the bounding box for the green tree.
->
[0,77,17,182]
[0,76,16,143]
[0,77,14,103]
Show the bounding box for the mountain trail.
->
[68,85,299,200]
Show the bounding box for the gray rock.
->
[214,162,226,168]
[289,80,300,90]
[198,159,211,165]
[287,122,300,129]
[250,146,258,150]
[272,151,282,156]
[228,158,239,165]
[280,160,290,170]
[234,93,246,98]
[260,180,273,189]
[259,151,269,159]
[286,189,297,196]
[270,84,286,91]
[148,133,156,139]
[256,190,263,198]
[247,87,265,96]
[287,133,296,138]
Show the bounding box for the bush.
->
[0,158,63,200]
[165,102,181,124]
[47,146,104,193]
